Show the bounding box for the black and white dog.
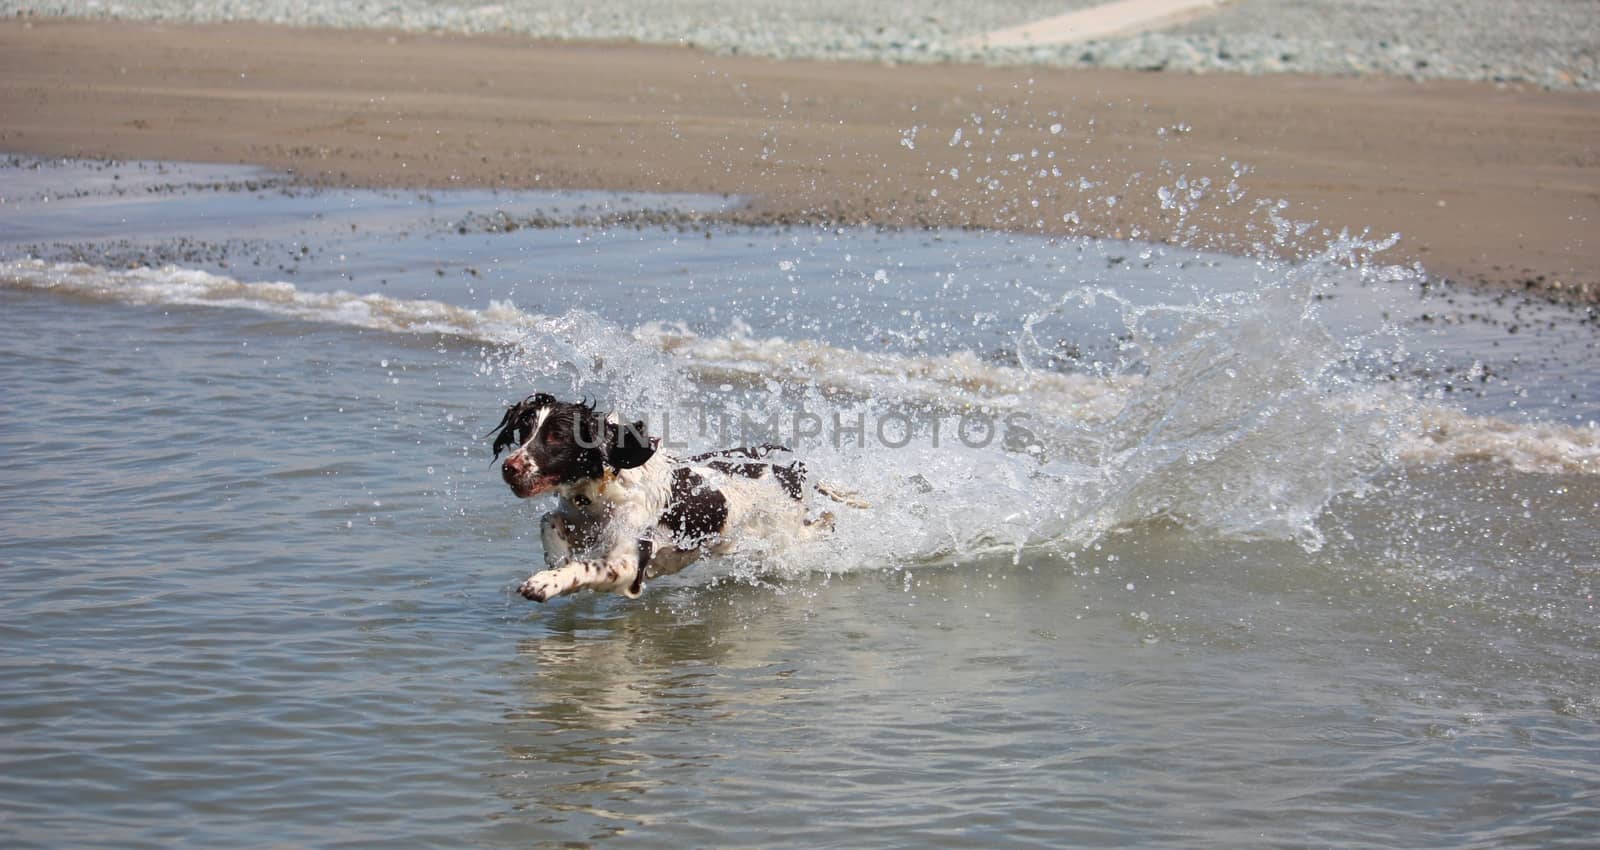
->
[489,393,864,602]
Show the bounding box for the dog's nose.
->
[502,453,526,479]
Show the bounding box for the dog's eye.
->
[543,430,562,445]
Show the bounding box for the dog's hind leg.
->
[804,510,836,532]
[815,482,870,509]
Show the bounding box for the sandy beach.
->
[1,17,1596,300]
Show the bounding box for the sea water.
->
[1,158,1597,848]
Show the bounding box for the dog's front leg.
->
[519,542,644,603]
[540,512,573,568]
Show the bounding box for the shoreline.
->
[5,1,1594,91]
[1,18,1596,302]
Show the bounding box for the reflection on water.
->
[495,588,784,838]
[481,543,1600,848]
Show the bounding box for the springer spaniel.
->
[489,393,864,602]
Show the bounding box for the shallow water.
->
[2,159,1597,848]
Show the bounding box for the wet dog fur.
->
[489,393,860,601]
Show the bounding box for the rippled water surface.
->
[2,160,1598,848]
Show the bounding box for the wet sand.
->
[1,18,1596,300]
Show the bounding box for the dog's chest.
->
[553,463,673,544]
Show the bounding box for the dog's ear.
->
[487,393,556,458]
[487,401,528,459]
[605,418,656,470]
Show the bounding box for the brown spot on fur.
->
[772,461,806,501]
[661,468,729,544]
[707,460,767,479]
[689,443,788,462]
[706,457,807,501]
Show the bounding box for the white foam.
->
[2,259,535,342]
[635,321,1136,422]
[6,258,1595,490]
[1404,407,1600,476]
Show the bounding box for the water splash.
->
[8,256,1594,580]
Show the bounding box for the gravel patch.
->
[1032,0,1600,91]
[6,0,1597,90]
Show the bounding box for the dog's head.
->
[488,393,656,498]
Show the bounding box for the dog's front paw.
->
[518,570,566,603]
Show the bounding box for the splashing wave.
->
[6,258,1595,565]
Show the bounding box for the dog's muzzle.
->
[501,453,557,498]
